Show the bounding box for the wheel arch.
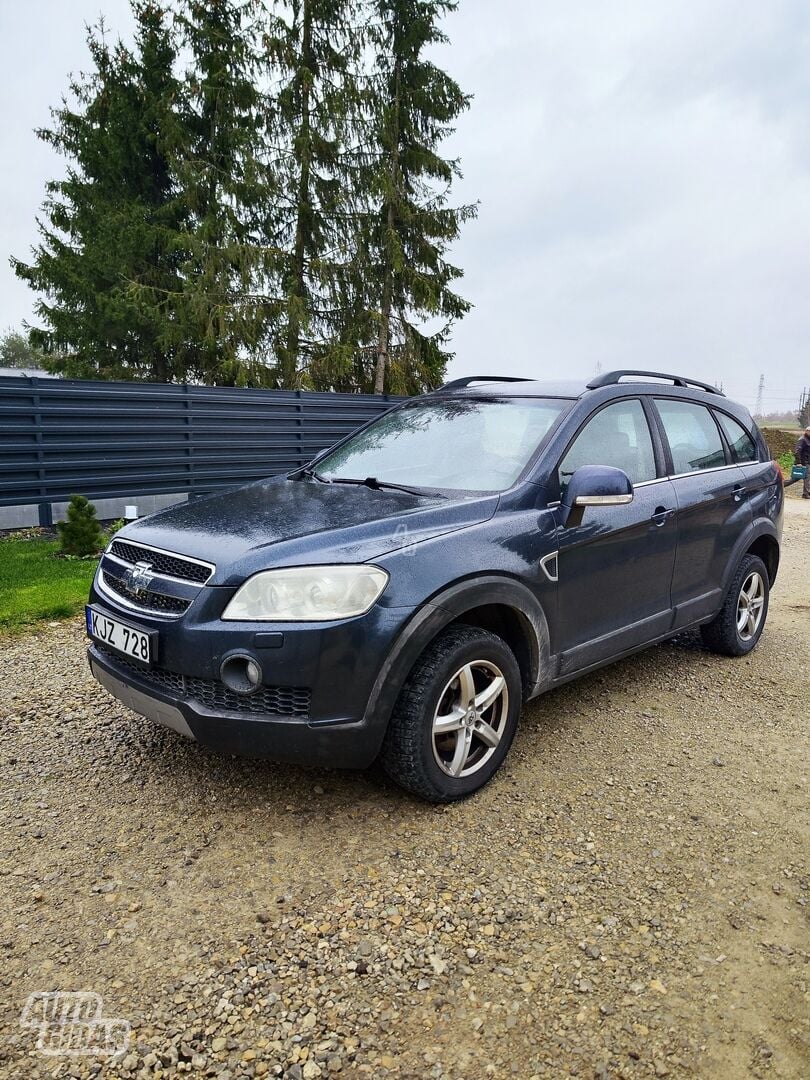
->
[442,602,537,696]
[745,533,779,586]
[362,576,551,747]
[721,519,780,596]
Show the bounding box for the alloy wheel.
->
[431,660,510,778]
[736,571,765,642]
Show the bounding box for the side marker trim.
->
[540,551,559,583]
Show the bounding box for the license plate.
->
[86,606,155,666]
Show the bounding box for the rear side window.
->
[559,399,656,490]
[655,399,726,474]
[715,412,758,463]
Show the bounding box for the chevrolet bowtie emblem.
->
[125,561,154,596]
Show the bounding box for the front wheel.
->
[380,624,522,802]
[700,553,770,656]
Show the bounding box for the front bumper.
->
[88,643,389,768]
[86,540,420,767]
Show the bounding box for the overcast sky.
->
[1,1,808,413]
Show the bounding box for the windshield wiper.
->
[327,476,447,498]
[292,466,330,483]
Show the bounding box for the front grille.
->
[102,572,191,615]
[96,647,311,718]
[186,677,311,717]
[101,651,187,695]
[110,540,212,584]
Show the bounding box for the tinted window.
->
[559,399,656,489]
[655,399,726,473]
[715,412,757,463]
[318,397,568,492]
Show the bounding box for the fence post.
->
[296,390,304,468]
[183,383,194,497]
[30,377,53,527]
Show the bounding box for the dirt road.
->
[1,498,807,1079]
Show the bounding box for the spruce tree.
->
[57,495,105,556]
[166,0,277,386]
[12,3,187,381]
[264,0,362,388]
[361,0,476,394]
[14,0,477,393]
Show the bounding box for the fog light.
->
[220,653,263,695]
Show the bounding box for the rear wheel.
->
[380,624,522,802]
[700,554,770,656]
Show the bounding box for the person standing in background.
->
[795,426,810,498]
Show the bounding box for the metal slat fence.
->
[0,376,403,524]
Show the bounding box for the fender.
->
[361,575,552,744]
[720,517,780,596]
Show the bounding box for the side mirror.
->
[560,465,633,526]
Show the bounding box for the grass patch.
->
[0,537,98,634]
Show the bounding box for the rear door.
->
[652,397,753,629]
[554,398,678,674]
[715,410,781,526]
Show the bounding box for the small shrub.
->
[57,494,105,557]
[104,518,126,544]
[778,451,794,477]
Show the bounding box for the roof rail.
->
[586,370,725,396]
[435,376,534,392]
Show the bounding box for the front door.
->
[553,398,678,675]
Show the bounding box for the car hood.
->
[118,476,499,586]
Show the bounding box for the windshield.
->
[316,396,569,492]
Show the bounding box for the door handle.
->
[651,506,674,526]
[733,484,744,502]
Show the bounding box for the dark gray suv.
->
[86,370,783,801]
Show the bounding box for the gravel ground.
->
[1,497,807,1080]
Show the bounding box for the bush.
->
[57,494,105,557]
[104,517,126,544]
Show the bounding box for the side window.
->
[655,399,726,474]
[715,412,757,463]
[559,399,656,490]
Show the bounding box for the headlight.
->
[222,565,389,621]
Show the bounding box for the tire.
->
[380,624,522,802]
[700,554,770,657]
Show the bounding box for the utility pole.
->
[754,374,764,418]
[799,386,809,427]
